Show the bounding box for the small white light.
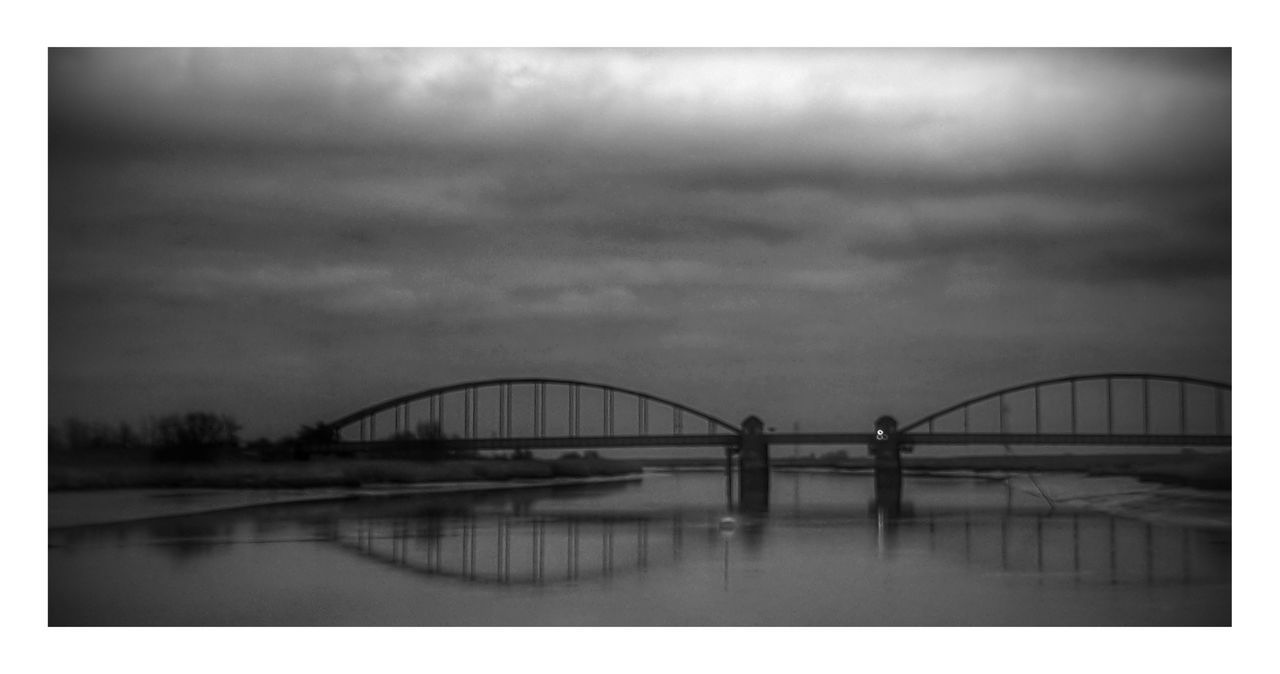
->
[875,429,885,440]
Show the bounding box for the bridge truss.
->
[327,378,741,448]
[322,373,1230,451]
[894,373,1231,447]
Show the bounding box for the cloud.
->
[50,49,1228,178]
[521,286,643,317]
[847,204,1230,284]
[782,266,904,292]
[47,49,1232,438]
[504,258,722,289]
[567,216,802,246]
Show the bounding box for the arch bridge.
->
[869,372,1231,448]
[322,377,741,451]
[318,372,1230,452]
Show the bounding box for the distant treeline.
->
[50,412,246,461]
[49,413,468,463]
[51,412,238,450]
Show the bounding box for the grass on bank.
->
[49,448,1229,492]
[48,456,642,491]
[642,451,1231,490]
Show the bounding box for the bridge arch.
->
[327,377,741,442]
[899,372,1230,437]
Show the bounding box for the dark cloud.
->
[660,156,1230,203]
[48,49,1232,438]
[847,193,1230,285]
[567,216,802,246]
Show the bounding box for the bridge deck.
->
[322,431,1229,452]
[894,433,1230,447]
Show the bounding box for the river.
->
[48,470,1230,625]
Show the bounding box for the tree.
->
[295,422,338,445]
[57,418,136,452]
[415,421,445,441]
[116,421,140,448]
[153,412,241,460]
[62,418,100,451]
[412,421,471,459]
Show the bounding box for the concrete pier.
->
[738,415,770,512]
[868,415,904,516]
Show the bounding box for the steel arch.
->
[899,372,1230,435]
[327,377,741,437]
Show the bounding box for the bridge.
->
[314,373,1230,509]
[324,377,742,450]
[319,373,1230,450]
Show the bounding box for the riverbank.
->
[48,456,642,491]
[48,473,644,529]
[1005,473,1231,530]
[904,452,1230,490]
[642,451,1230,490]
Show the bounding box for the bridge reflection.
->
[334,514,684,585]
[869,504,1226,586]
[48,475,1229,592]
[322,492,1228,590]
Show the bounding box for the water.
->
[48,471,1230,625]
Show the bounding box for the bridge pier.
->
[738,415,769,512]
[723,445,735,509]
[868,415,904,515]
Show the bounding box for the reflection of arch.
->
[325,505,1229,592]
[905,508,1228,588]
[900,373,1230,436]
[327,378,741,441]
[330,514,694,587]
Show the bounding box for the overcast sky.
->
[48,48,1230,440]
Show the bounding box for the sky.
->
[47,48,1231,441]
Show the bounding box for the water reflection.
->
[316,490,1224,590]
[144,518,238,563]
[864,498,1224,587]
[335,513,687,586]
[49,472,1231,625]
